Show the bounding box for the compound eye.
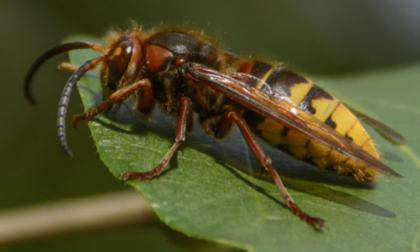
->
[101,41,133,93]
[106,40,133,90]
[100,39,134,100]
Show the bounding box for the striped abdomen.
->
[238,61,380,182]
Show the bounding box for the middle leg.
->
[120,96,192,181]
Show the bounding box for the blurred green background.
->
[1,0,420,251]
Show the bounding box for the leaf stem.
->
[0,190,154,244]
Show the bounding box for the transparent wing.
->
[348,107,407,146]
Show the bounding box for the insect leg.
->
[57,62,79,72]
[136,81,154,113]
[72,78,152,127]
[224,112,325,231]
[120,97,192,181]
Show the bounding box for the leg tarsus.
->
[120,141,180,181]
[266,163,325,231]
[57,61,79,72]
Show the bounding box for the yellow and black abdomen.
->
[239,61,380,182]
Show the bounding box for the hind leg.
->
[218,112,325,231]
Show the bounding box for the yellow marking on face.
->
[113,47,122,56]
[311,98,340,122]
[256,66,275,89]
[331,104,357,135]
[288,80,313,104]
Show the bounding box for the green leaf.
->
[67,35,420,252]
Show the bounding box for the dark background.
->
[1,0,420,251]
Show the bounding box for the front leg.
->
[72,78,152,127]
[120,96,192,180]
[57,62,79,72]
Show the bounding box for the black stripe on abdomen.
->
[251,62,310,101]
[298,85,334,115]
